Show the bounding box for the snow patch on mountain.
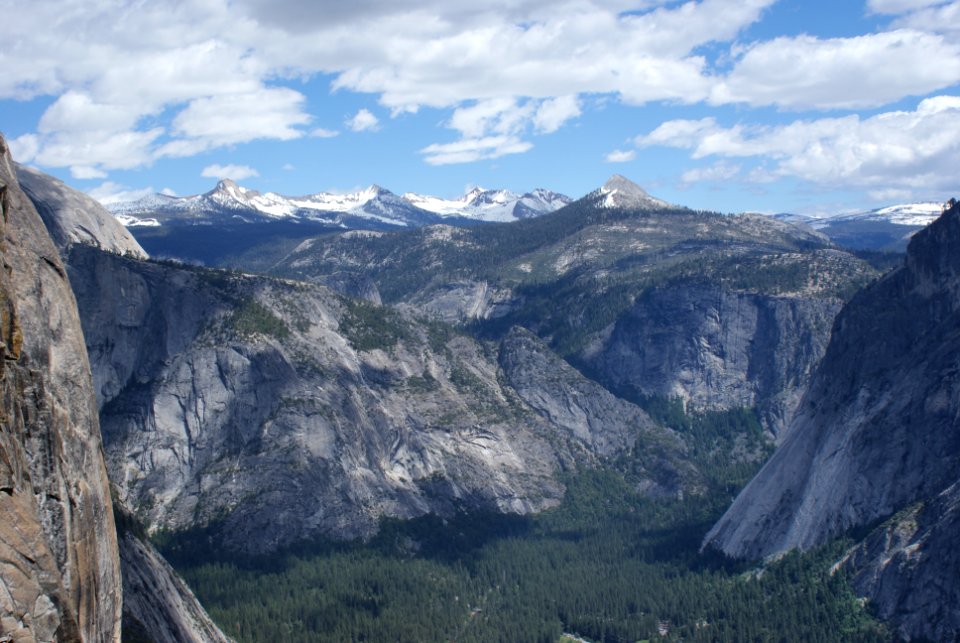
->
[403,187,571,222]
[773,202,947,229]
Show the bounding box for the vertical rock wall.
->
[0,135,122,641]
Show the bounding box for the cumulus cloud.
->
[0,0,780,173]
[5,0,960,179]
[886,1,960,34]
[713,30,960,109]
[8,134,40,164]
[310,127,339,138]
[346,108,380,132]
[432,96,581,163]
[680,162,741,184]
[637,95,960,192]
[448,99,532,138]
[867,0,947,14]
[605,149,636,163]
[86,181,158,205]
[420,135,533,165]
[201,164,260,181]
[534,96,581,134]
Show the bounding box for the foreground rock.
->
[15,163,147,260]
[115,505,232,643]
[8,141,231,643]
[0,136,122,640]
[703,200,960,640]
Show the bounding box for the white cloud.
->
[605,149,636,163]
[201,164,260,181]
[8,134,40,164]
[310,127,339,138]
[36,128,165,175]
[346,108,380,132]
[167,87,310,149]
[713,30,960,109]
[867,0,947,14]
[887,1,960,34]
[448,98,532,138]
[420,135,533,165]
[6,0,960,183]
[680,161,741,184]
[86,181,157,205]
[71,166,108,180]
[637,95,960,192]
[39,91,140,133]
[534,95,581,133]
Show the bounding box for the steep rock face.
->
[838,482,960,641]
[114,506,232,643]
[0,138,122,640]
[583,284,841,438]
[68,244,699,553]
[703,202,960,639]
[499,328,693,495]
[15,164,147,260]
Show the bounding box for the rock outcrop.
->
[838,483,960,641]
[114,506,232,643]
[15,164,147,260]
[0,136,122,640]
[703,201,960,640]
[582,283,842,438]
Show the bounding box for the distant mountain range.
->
[106,179,573,228]
[104,172,953,252]
[773,202,948,250]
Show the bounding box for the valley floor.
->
[161,465,891,643]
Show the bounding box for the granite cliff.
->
[6,144,230,643]
[0,137,121,641]
[68,246,690,553]
[703,200,960,640]
[15,164,146,260]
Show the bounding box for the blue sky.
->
[2,0,960,214]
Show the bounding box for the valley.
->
[2,137,957,642]
[5,2,960,641]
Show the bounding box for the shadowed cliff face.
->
[580,282,842,439]
[0,138,122,640]
[703,201,960,641]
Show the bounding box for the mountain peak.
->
[602,174,646,195]
[598,174,670,210]
[206,179,261,209]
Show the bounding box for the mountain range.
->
[106,173,945,256]
[774,202,947,250]
[107,178,573,228]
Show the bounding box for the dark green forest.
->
[159,405,891,643]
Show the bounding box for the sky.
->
[2,0,960,215]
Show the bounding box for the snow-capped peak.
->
[595,174,671,210]
[104,180,572,228]
[401,186,571,222]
